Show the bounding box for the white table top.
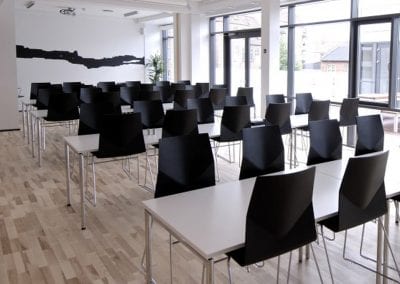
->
[64,122,220,154]
[143,152,399,260]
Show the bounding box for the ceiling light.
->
[60,7,76,16]
[25,1,35,9]
[103,9,114,12]
[124,10,138,17]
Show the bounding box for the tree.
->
[146,53,164,83]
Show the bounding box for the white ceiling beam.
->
[135,12,171,23]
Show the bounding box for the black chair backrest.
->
[196,82,210,98]
[125,81,141,88]
[185,85,203,99]
[225,96,248,107]
[46,92,80,121]
[93,113,145,159]
[237,87,254,106]
[307,119,342,165]
[229,167,316,266]
[355,114,384,156]
[239,126,284,180]
[139,90,161,101]
[177,80,191,85]
[170,83,186,95]
[62,82,81,95]
[162,109,199,138]
[30,82,51,100]
[219,105,251,142]
[155,85,174,103]
[212,84,227,89]
[79,103,113,135]
[295,93,313,114]
[102,92,121,112]
[80,87,102,104]
[120,86,141,105]
[155,133,215,198]
[36,88,54,110]
[156,81,170,87]
[140,83,155,92]
[265,103,292,135]
[308,100,330,122]
[173,89,196,109]
[340,98,359,127]
[133,100,164,129]
[266,94,285,108]
[97,81,116,92]
[335,151,388,231]
[187,98,214,124]
[209,88,228,110]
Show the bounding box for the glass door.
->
[356,22,391,105]
[230,38,246,96]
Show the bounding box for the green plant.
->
[146,53,164,83]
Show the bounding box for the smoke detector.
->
[60,7,76,16]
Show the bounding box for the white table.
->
[143,153,398,284]
[64,122,221,229]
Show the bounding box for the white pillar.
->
[190,14,210,83]
[0,0,19,130]
[174,13,192,81]
[261,0,281,117]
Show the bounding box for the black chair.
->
[46,92,80,122]
[295,93,313,114]
[307,119,342,166]
[78,103,118,135]
[266,94,285,107]
[140,83,155,92]
[120,86,141,105]
[36,88,54,110]
[125,81,141,88]
[318,151,400,283]
[212,105,251,178]
[339,98,359,127]
[155,85,174,103]
[265,103,292,135]
[155,133,215,198]
[97,81,116,92]
[102,92,121,111]
[133,100,164,129]
[173,89,196,109]
[170,83,186,95]
[237,87,254,107]
[239,126,284,180]
[62,82,81,99]
[88,113,147,204]
[156,81,170,87]
[177,80,191,85]
[355,114,384,156]
[309,100,330,122]
[139,90,161,101]
[224,96,247,107]
[209,88,228,110]
[162,109,199,138]
[80,87,102,104]
[196,82,210,98]
[212,84,227,89]
[227,167,322,283]
[187,98,214,124]
[30,82,51,100]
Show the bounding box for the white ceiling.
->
[15,0,264,22]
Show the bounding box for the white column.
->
[0,0,19,130]
[261,0,281,117]
[174,13,192,81]
[190,14,210,83]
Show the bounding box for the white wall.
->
[143,24,162,83]
[15,10,145,99]
[0,0,19,130]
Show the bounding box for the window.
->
[278,28,288,95]
[162,29,174,81]
[227,11,261,31]
[294,0,351,24]
[214,33,225,85]
[294,23,350,102]
[358,0,400,17]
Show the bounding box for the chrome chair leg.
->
[395,201,399,224]
[310,243,324,283]
[227,257,232,284]
[169,234,173,284]
[320,226,335,284]
[213,140,220,182]
[276,256,280,284]
[91,156,97,207]
[286,252,292,284]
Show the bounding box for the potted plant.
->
[146,53,164,83]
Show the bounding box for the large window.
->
[162,28,174,81]
[294,23,350,101]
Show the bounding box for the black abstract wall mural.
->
[16,45,145,69]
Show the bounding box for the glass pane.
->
[357,23,391,105]
[214,34,225,85]
[249,37,262,112]
[278,28,288,96]
[358,0,400,17]
[294,22,350,102]
[213,17,224,33]
[280,7,288,26]
[397,23,400,109]
[166,37,174,81]
[295,0,350,24]
[230,38,246,95]
[228,11,261,31]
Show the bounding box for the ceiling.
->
[15,0,264,22]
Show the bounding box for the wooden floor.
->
[0,121,399,284]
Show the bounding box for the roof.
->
[321,46,349,62]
